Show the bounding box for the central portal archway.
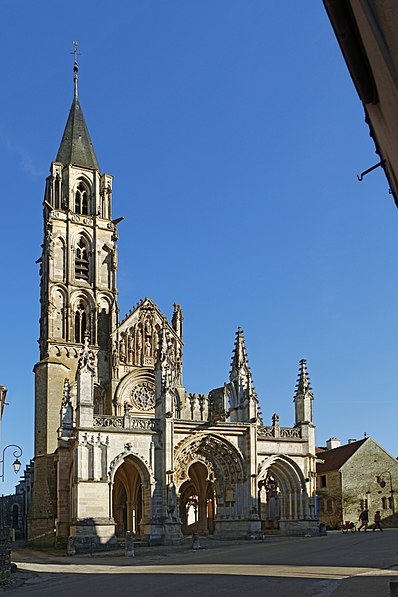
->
[112,457,145,537]
[179,462,216,535]
[174,433,245,536]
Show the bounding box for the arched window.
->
[74,301,87,343]
[94,386,105,415]
[75,182,90,215]
[75,238,89,281]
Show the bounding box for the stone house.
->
[28,58,319,553]
[316,437,398,529]
[0,461,34,540]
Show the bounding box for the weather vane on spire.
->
[71,41,81,98]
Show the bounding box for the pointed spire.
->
[55,42,100,171]
[294,359,314,425]
[294,358,314,400]
[230,327,249,372]
[229,327,259,423]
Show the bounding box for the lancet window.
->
[75,181,90,215]
[74,301,88,343]
[75,238,89,281]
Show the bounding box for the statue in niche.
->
[136,327,143,365]
[167,482,177,520]
[112,343,119,377]
[154,327,160,355]
[119,333,126,362]
[176,354,182,384]
[127,331,133,364]
[145,337,151,357]
[144,319,152,338]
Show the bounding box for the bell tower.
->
[29,47,120,545]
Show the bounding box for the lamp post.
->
[0,445,23,482]
[376,471,395,515]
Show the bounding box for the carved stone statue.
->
[112,343,119,377]
[172,303,183,338]
[119,334,126,362]
[78,333,95,372]
[145,337,151,357]
[167,482,177,520]
[136,327,143,365]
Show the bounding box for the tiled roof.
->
[316,438,367,472]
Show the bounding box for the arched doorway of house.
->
[179,462,216,535]
[112,457,144,537]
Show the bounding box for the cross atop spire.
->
[55,44,100,171]
[72,41,80,99]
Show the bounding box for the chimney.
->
[326,437,341,450]
[347,438,357,444]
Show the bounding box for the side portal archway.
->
[112,456,150,537]
[257,455,311,532]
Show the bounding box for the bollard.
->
[319,523,327,536]
[125,531,135,557]
[191,532,201,550]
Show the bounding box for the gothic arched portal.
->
[174,433,245,534]
[112,457,148,537]
[179,462,216,535]
[257,455,310,530]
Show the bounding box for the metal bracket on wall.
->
[357,159,385,181]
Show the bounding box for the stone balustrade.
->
[93,415,159,432]
[258,425,301,439]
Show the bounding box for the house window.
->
[327,498,334,513]
[75,182,89,215]
[320,475,327,488]
[75,238,89,281]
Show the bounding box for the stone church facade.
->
[29,62,318,552]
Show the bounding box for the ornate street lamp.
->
[0,445,23,481]
[376,471,395,514]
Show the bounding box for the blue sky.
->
[1,1,398,494]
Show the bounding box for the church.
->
[29,57,318,553]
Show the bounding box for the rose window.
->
[131,384,155,411]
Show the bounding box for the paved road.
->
[8,530,398,597]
